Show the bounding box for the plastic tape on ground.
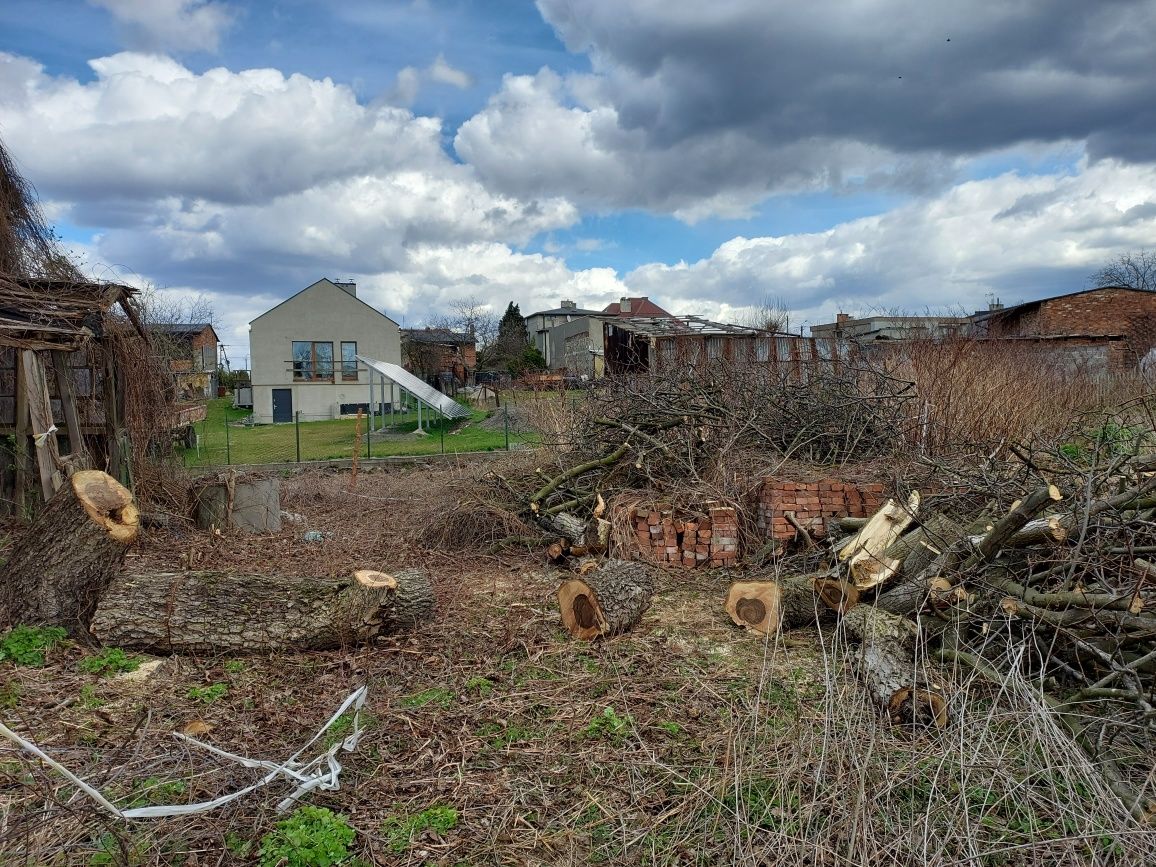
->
[0,685,367,819]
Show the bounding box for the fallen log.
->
[558,559,657,640]
[727,575,859,634]
[840,605,948,727]
[725,581,781,635]
[0,471,139,639]
[90,568,434,654]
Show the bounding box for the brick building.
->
[973,286,1156,373]
[400,327,477,392]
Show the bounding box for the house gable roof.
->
[152,322,220,343]
[602,297,672,317]
[974,285,1152,325]
[248,278,400,327]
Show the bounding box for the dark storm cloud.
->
[538,0,1156,160]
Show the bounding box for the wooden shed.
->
[0,275,138,512]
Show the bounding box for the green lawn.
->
[178,397,525,466]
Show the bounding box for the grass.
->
[178,397,527,466]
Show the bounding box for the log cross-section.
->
[558,559,657,640]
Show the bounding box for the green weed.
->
[381,805,459,853]
[400,687,454,709]
[127,777,187,808]
[79,648,140,677]
[0,680,19,709]
[582,706,634,743]
[186,683,228,703]
[259,805,355,867]
[224,660,246,674]
[657,721,682,737]
[79,684,104,709]
[0,625,67,666]
[464,676,494,696]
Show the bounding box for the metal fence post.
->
[504,405,510,451]
[224,412,231,465]
[366,416,371,459]
[295,410,301,463]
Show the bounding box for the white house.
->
[249,278,401,422]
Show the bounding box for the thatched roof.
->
[0,274,136,351]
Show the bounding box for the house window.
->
[341,341,358,381]
[292,341,334,381]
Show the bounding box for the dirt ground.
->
[2,466,1152,866]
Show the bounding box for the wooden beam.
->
[14,349,30,514]
[102,348,125,483]
[21,350,63,500]
[50,350,91,471]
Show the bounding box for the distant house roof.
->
[602,297,672,317]
[152,322,219,341]
[401,327,475,345]
[972,285,1151,328]
[528,306,602,317]
[598,314,757,337]
[249,278,399,327]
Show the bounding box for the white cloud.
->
[624,159,1156,328]
[90,0,235,53]
[428,54,472,89]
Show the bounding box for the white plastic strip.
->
[0,685,367,819]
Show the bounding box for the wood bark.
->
[840,605,948,727]
[558,559,657,640]
[765,574,860,630]
[90,568,434,654]
[0,470,139,638]
[192,474,282,534]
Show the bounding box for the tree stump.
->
[192,473,282,533]
[840,605,948,728]
[0,470,139,638]
[727,575,859,634]
[90,568,435,654]
[558,559,657,640]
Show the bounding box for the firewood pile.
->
[576,445,1156,820]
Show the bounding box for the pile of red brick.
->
[630,505,741,568]
[755,479,885,542]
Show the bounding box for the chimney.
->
[988,298,1003,311]
[620,297,632,314]
[561,299,576,310]
[836,312,850,324]
[333,280,357,297]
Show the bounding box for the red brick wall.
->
[629,504,741,568]
[755,479,884,542]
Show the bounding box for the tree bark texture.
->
[840,605,948,727]
[839,492,921,590]
[90,568,434,654]
[777,574,859,629]
[192,474,282,534]
[558,559,657,640]
[0,470,139,638]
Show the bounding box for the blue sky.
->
[2,0,1155,356]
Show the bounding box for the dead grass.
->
[3,467,1154,865]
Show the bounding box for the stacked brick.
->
[755,479,885,542]
[630,505,741,568]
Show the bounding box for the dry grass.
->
[3,468,1154,865]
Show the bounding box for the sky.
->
[3,0,1156,365]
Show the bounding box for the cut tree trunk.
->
[558,559,657,640]
[0,470,139,639]
[192,474,282,534]
[840,605,948,727]
[725,581,781,635]
[780,574,860,628]
[90,568,434,654]
[840,492,921,590]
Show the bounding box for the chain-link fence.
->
[177,400,529,467]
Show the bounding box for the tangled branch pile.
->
[739,400,1156,820]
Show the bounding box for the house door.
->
[272,388,293,423]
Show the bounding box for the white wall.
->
[249,279,401,421]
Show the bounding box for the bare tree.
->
[448,295,498,349]
[737,294,793,333]
[1090,249,1156,291]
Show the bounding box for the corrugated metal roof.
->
[598,315,759,337]
[357,355,472,419]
